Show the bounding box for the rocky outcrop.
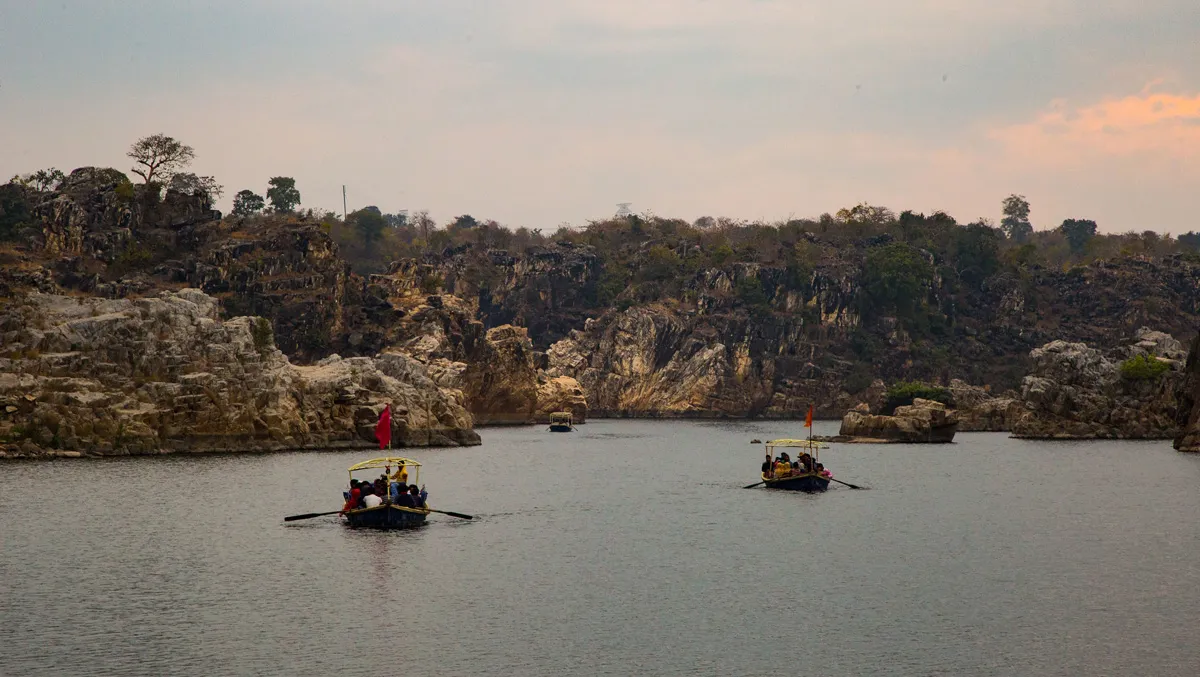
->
[546,304,856,419]
[1173,334,1200,452]
[1012,328,1185,439]
[366,284,542,425]
[535,374,588,423]
[392,242,603,348]
[948,379,1022,432]
[837,399,959,442]
[0,290,479,459]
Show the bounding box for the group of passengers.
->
[342,466,428,512]
[762,451,832,479]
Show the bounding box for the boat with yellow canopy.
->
[343,456,430,529]
[760,439,831,492]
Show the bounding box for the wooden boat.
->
[342,456,431,530]
[760,439,831,492]
[548,411,574,432]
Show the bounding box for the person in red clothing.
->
[342,485,361,513]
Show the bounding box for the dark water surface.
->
[3,421,1200,676]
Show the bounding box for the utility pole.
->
[342,185,347,222]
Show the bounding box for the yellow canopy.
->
[549,412,572,422]
[764,439,827,449]
[347,457,422,473]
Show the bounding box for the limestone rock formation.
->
[1174,334,1200,452]
[837,399,959,443]
[1011,328,1184,439]
[948,379,1022,432]
[0,289,479,459]
[367,284,541,425]
[545,304,857,419]
[535,374,588,423]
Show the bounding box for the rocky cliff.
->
[0,289,478,458]
[1011,329,1185,439]
[1173,334,1200,452]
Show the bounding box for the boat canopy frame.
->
[764,438,827,465]
[348,456,422,487]
[549,412,573,423]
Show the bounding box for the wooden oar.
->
[826,476,867,490]
[743,480,767,489]
[284,510,343,522]
[428,508,473,520]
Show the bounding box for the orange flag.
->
[804,405,813,428]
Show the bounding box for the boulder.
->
[838,398,959,443]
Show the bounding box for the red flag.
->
[804,405,813,428]
[375,404,392,449]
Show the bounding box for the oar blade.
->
[435,510,474,520]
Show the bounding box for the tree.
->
[450,214,479,231]
[266,176,301,213]
[351,205,386,245]
[1000,194,1033,242]
[232,190,266,216]
[836,203,895,226]
[15,167,65,192]
[1178,232,1200,250]
[127,134,195,184]
[1059,218,1098,254]
[168,172,222,201]
[952,222,1001,287]
[860,243,935,316]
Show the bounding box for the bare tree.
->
[127,134,195,184]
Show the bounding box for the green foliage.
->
[735,275,769,310]
[419,273,444,294]
[0,182,33,240]
[350,206,387,246]
[1059,218,1098,254]
[251,317,274,355]
[113,179,136,204]
[110,244,154,274]
[266,176,301,213]
[708,243,734,267]
[1178,232,1200,250]
[232,190,265,216]
[952,222,1001,287]
[594,268,630,306]
[859,243,935,316]
[883,381,952,414]
[1000,194,1033,242]
[637,245,681,282]
[14,167,65,192]
[1119,354,1169,380]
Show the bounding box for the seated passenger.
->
[817,463,832,478]
[374,475,388,497]
[409,484,428,508]
[762,453,773,478]
[362,486,383,508]
[394,486,415,508]
[343,486,361,513]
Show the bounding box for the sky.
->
[2,0,1199,233]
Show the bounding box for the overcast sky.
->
[2,1,1199,233]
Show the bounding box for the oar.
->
[428,508,473,520]
[743,480,766,489]
[284,510,343,522]
[826,476,867,490]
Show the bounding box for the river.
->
[2,420,1200,676]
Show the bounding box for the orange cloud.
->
[990,87,1200,167]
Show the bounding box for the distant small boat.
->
[342,456,430,529]
[760,439,831,492]
[548,412,575,433]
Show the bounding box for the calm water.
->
[3,421,1200,676]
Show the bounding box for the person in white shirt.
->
[362,487,383,508]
